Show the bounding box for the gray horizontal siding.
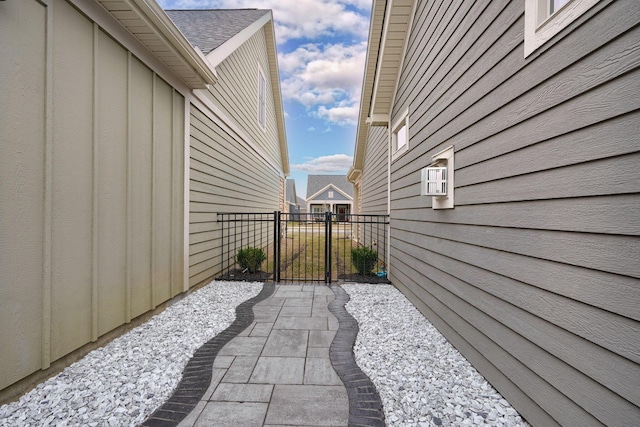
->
[361,126,389,215]
[188,106,281,287]
[204,28,282,170]
[382,0,640,425]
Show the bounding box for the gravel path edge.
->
[141,282,275,427]
[328,284,386,427]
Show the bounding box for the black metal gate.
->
[216,211,389,283]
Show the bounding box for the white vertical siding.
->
[0,0,185,393]
[0,0,47,391]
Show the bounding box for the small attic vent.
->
[422,167,447,196]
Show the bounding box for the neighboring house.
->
[350,0,640,425]
[166,8,289,287]
[306,175,354,221]
[296,197,307,215]
[285,178,300,215]
[0,0,288,400]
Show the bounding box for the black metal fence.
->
[216,211,389,284]
[217,212,277,282]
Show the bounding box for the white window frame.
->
[524,0,602,57]
[258,65,267,130]
[391,108,409,162]
[328,191,334,199]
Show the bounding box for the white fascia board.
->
[370,0,395,118]
[307,184,353,202]
[353,0,386,172]
[130,0,217,86]
[206,12,271,68]
[390,0,417,110]
[264,15,290,176]
[69,0,192,95]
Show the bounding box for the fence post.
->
[325,212,332,284]
[274,211,280,282]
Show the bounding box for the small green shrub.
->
[351,246,378,275]
[237,247,266,273]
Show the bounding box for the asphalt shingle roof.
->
[285,179,297,204]
[165,9,269,54]
[306,175,353,199]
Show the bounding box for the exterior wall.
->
[188,105,282,287]
[382,0,640,425]
[187,22,286,288]
[360,126,389,215]
[0,0,185,392]
[203,28,283,170]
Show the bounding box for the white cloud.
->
[316,104,359,125]
[291,154,353,173]
[158,0,371,126]
[279,42,366,125]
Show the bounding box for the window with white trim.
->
[258,66,266,130]
[525,0,602,57]
[391,108,409,161]
[328,191,334,198]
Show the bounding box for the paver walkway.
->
[143,283,384,427]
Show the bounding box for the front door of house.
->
[337,206,348,222]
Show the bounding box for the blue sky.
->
[157,0,373,198]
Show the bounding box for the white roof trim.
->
[96,0,217,88]
[206,12,271,68]
[307,184,353,202]
[203,11,289,175]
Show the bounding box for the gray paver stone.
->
[218,337,267,356]
[249,357,305,384]
[273,316,327,330]
[210,383,274,402]
[222,356,258,383]
[304,358,343,386]
[194,402,268,427]
[262,329,308,357]
[265,385,348,426]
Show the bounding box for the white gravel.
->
[0,281,262,427]
[343,283,529,427]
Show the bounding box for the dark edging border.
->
[141,282,275,427]
[329,285,386,427]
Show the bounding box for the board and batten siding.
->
[188,105,282,288]
[377,0,640,425]
[201,27,283,171]
[0,0,184,392]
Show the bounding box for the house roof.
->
[167,8,290,176]
[96,0,217,89]
[306,175,353,199]
[285,179,298,204]
[349,0,415,182]
[165,9,269,55]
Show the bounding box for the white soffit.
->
[350,0,387,180]
[97,0,217,89]
[370,0,413,117]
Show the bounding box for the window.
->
[328,191,334,199]
[391,108,409,161]
[258,66,266,130]
[525,0,602,57]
